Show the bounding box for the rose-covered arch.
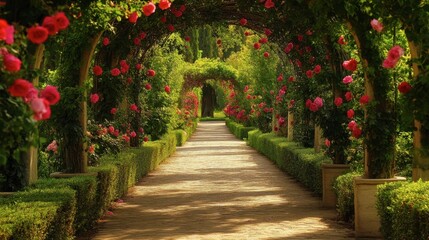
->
[2,0,429,190]
[181,58,238,117]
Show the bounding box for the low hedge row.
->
[377,180,429,240]
[225,119,256,140]
[247,129,331,196]
[332,171,362,223]
[0,129,187,240]
[175,119,198,146]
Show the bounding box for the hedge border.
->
[0,125,197,239]
[225,118,256,140]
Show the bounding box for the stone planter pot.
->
[354,176,406,238]
[321,163,350,208]
[50,172,97,178]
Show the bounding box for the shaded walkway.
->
[93,121,354,239]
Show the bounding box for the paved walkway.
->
[93,121,354,240]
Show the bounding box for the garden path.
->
[92,121,354,240]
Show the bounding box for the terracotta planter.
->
[322,163,350,208]
[354,176,406,238]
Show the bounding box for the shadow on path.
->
[92,121,354,240]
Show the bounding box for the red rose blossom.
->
[93,65,103,76]
[159,0,171,10]
[345,91,353,102]
[102,37,110,46]
[27,26,49,44]
[334,97,343,107]
[128,11,138,23]
[147,69,156,77]
[111,68,120,76]
[239,18,247,26]
[164,85,171,94]
[398,81,412,94]
[90,93,99,104]
[42,16,58,36]
[359,95,370,105]
[343,58,358,72]
[142,2,156,17]
[347,109,355,119]
[8,79,34,97]
[54,12,69,30]
[3,53,21,72]
[40,85,60,105]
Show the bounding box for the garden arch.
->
[2,0,429,190]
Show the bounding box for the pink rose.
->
[46,140,58,153]
[347,109,355,119]
[3,53,21,72]
[334,97,343,107]
[370,19,383,33]
[110,108,117,114]
[342,75,353,84]
[314,97,323,108]
[306,70,314,78]
[90,93,99,104]
[342,58,357,72]
[40,85,60,105]
[345,91,353,102]
[130,131,137,138]
[31,97,51,121]
[142,2,156,16]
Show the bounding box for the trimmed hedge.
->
[0,130,184,239]
[377,180,429,240]
[0,188,76,240]
[247,129,331,196]
[226,119,256,140]
[332,171,362,222]
[175,119,199,146]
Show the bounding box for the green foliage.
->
[333,171,363,223]
[29,176,98,234]
[0,187,76,240]
[225,118,256,140]
[0,129,185,240]
[247,128,331,196]
[377,180,429,240]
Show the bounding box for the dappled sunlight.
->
[94,122,354,239]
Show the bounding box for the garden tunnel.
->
[1,0,429,194]
[2,0,429,239]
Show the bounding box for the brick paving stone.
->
[92,121,355,240]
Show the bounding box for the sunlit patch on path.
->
[93,121,354,240]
